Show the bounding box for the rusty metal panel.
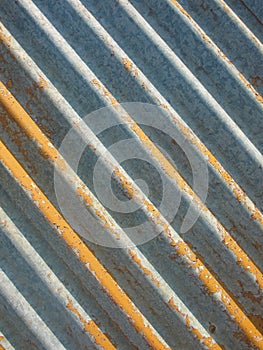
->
[0,0,263,349]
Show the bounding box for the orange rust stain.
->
[92,78,117,105]
[122,58,140,78]
[103,86,118,105]
[129,249,160,287]
[122,57,133,72]
[232,186,244,202]
[110,95,118,106]
[76,185,93,207]
[0,141,170,350]
[66,299,115,349]
[92,78,101,89]
[0,337,4,341]
[251,210,263,222]
[0,32,11,47]
[217,50,227,60]
[168,299,221,350]
[68,82,263,308]
[170,0,191,19]
[201,33,212,45]
[0,345,5,350]
[38,75,48,89]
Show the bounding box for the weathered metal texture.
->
[0,0,262,349]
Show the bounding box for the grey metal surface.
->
[0,0,263,349]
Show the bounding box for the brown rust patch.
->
[25,87,37,100]
[37,122,54,139]
[251,76,263,88]
[6,78,12,88]
[209,325,216,334]
[249,315,263,334]
[243,291,262,304]
[238,72,263,103]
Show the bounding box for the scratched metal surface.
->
[0,0,263,349]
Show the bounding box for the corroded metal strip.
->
[0,138,170,349]
[0,82,222,349]
[1,83,263,348]
[1,33,263,308]
[0,332,13,350]
[10,0,263,233]
[1,2,259,334]
[1,7,262,238]
[0,1,262,348]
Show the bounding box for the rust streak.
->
[66,299,115,349]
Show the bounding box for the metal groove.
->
[0,0,263,349]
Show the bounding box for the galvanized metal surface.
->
[0,0,263,349]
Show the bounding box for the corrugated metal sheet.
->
[0,0,263,349]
